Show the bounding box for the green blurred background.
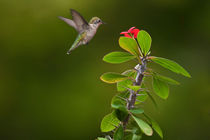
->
[0,0,210,139]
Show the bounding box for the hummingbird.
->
[58,9,105,54]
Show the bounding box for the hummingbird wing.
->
[70,9,89,33]
[58,16,78,31]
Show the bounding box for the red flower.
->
[120,27,140,38]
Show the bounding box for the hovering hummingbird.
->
[58,9,105,54]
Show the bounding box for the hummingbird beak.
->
[102,21,107,24]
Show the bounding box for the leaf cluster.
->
[97,30,191,140]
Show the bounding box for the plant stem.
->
[123,57,147,129]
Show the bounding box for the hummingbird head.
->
[89,17,105,27]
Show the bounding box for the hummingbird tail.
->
[66,33,85,55]
[66,50,71,55]
[66,41,81,55]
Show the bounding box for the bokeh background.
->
[0,0,210,140]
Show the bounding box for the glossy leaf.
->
[97,137,107,140]
[103,51,136,64]
[124,134,133,140]
[100,72,128,83]
[100,112,120,132]
[117,70,136,91]
[144,114,163,139]
[136,91,148,104]
[130,108,144,114]
[114,109,128,121]
[151,119,163,139]
[154,73,180,85]
[150,56,191,78]
[111,98,127,113]
[132,134,142,140]
[114,125,124,140]
[112,91,130,101]
[129,127,141,134]
[135,84,148,104]
[127,85,141,92]
[132,115,153,136]
[124,127,142,140]
[119,37,140,56]
[137,30,152,56]
[111,93,129,121]
[117,79,133,92]
[153,76,169,99]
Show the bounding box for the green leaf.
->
[132,115,153,136]
[111,92,129,120]
[151,119,163,139]
[100,112,120,132]
[135,84,148,104]
[97,137,107,140]
[111,99,124,109]
[136,91,148,104]
[150,56,191,78]
[130,108,144,114]
[127,127,140,134]
[100,72,129,84]
[114,109,128,121]
[124,127,142,140]
[154,73,180,85]
[119,37,140,56]
[111,98,127,113]
[112,91,130,101]
[117,71,135,91]
[124,134,133,140]
[144,114,163,139]
[137,30,152,56]
[103,51,136,64]
[117,79,133,92]
[132,134,142,140]
[114,125,124,140]
[117,70,136,92]
[153,76,169,99]
[127,85,141,92]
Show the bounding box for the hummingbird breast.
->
[82,24,97,44]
